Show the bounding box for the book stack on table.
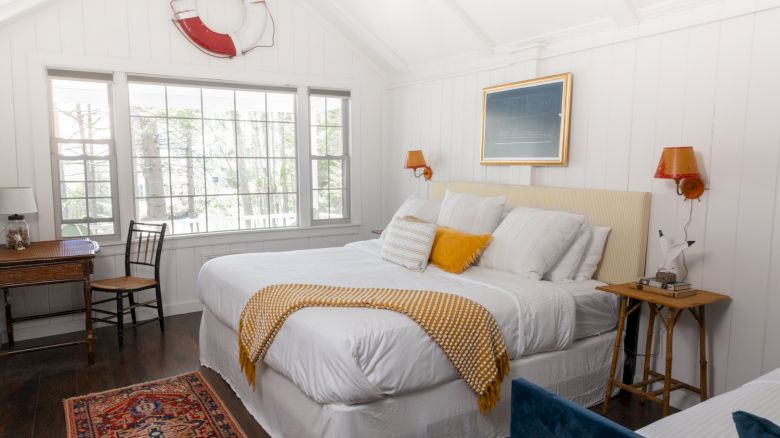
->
[635,277,696,298]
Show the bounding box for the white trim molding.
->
[388,0,780,88]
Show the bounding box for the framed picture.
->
[480,73,572,166]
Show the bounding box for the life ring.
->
[171,0,275,58]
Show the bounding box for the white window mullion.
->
[48,72,121,240]
[309,91,351,224]
[112,72,134,242]
[296,86,313,228]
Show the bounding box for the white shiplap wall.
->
[383,7,780,406]
[0,0,386,342]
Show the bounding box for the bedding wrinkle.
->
[197,240,577,406]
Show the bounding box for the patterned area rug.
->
[64,371,247,437]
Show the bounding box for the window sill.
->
[93,223,363,256]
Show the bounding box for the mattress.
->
[200,308,621,438]
[639,368,780,437]
[560,280,619,340]
[197,239,582,406]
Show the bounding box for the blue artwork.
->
[481,74,571,165]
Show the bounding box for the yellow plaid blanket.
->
[239,284,510,413]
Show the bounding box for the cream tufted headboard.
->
[430,182,652,285]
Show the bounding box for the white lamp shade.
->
[0,187,38,215]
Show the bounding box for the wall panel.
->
[383,8,780,405]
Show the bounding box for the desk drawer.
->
[0,262,88,287]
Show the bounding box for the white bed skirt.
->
[199,308,621,438]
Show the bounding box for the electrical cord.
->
[681,199,694,280]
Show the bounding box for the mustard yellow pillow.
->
[430,227,492,274]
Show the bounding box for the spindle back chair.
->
[91,221,167,347]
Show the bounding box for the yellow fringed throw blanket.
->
[238,284,510,413]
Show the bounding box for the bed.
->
[638,367,780,437]
[198,182,651,437]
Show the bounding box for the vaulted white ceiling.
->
[305,0,715,72]
[0,0,57,26]
[1,0,717,74]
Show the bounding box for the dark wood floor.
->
[0,312,269,438]
[0,311,667,437]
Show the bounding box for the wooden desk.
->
[598,283,730,417]
[0,240,98,364]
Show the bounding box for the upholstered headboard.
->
[430,182,652,285]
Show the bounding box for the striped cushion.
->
[381,216,437,271]
[436,190,506,235]
[380,195,441,240]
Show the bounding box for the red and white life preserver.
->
[171,0,274,58]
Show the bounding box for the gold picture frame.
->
[480,73,572,166]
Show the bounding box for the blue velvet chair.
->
[511,378,641,438]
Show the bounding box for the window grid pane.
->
[50,77,119,239]
[310,95,349,221]
[129,83,298,235]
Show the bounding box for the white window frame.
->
[47,69,121,241]
[126,75,301,236]
[309,89,351,225]
[43,67,357,244]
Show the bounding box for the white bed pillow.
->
[381,216,437,272]
[381,195,441,239]
[573,226,611,281]
[436,190,506,235]
[479,206,586,280]
[543,223,593,282]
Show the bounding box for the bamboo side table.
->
[597,283,730,417]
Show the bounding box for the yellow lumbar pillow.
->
[430,227,492,274]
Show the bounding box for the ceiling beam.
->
[438,0,495,50]
[302,0,408,72]
[606,0,639,26]
[0,0,60,27]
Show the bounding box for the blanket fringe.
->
[239,318,257,389]
[478,351,510,414]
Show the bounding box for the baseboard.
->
[4,300,204,343]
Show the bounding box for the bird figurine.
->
[657,229,694,282]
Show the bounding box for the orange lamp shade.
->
[654,146,700,181]
[404,150,427,169]
[404,149,433,181]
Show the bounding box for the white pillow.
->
[573,226,611,281]
[479,206,586,280]
[543,223,592,282]
[381,216,437,272]
[381,195,441,240]
[436,190,506,235]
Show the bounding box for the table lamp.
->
[405,150,433,181]
[654,146,704,200]
[0,187,38,250]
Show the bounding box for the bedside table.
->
[597,283,730,417]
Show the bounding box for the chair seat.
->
[92,276,158,292]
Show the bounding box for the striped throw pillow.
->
[381,216,437,271]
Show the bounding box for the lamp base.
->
[655,271,677,284]
[5,217,31,250]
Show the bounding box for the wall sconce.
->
[405,150,433,181]
[654,146,705,200]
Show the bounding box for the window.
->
[310,91,350,222]
[128,79,298,235]
[49,73,119,239]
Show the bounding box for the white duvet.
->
[197,239,577,405]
